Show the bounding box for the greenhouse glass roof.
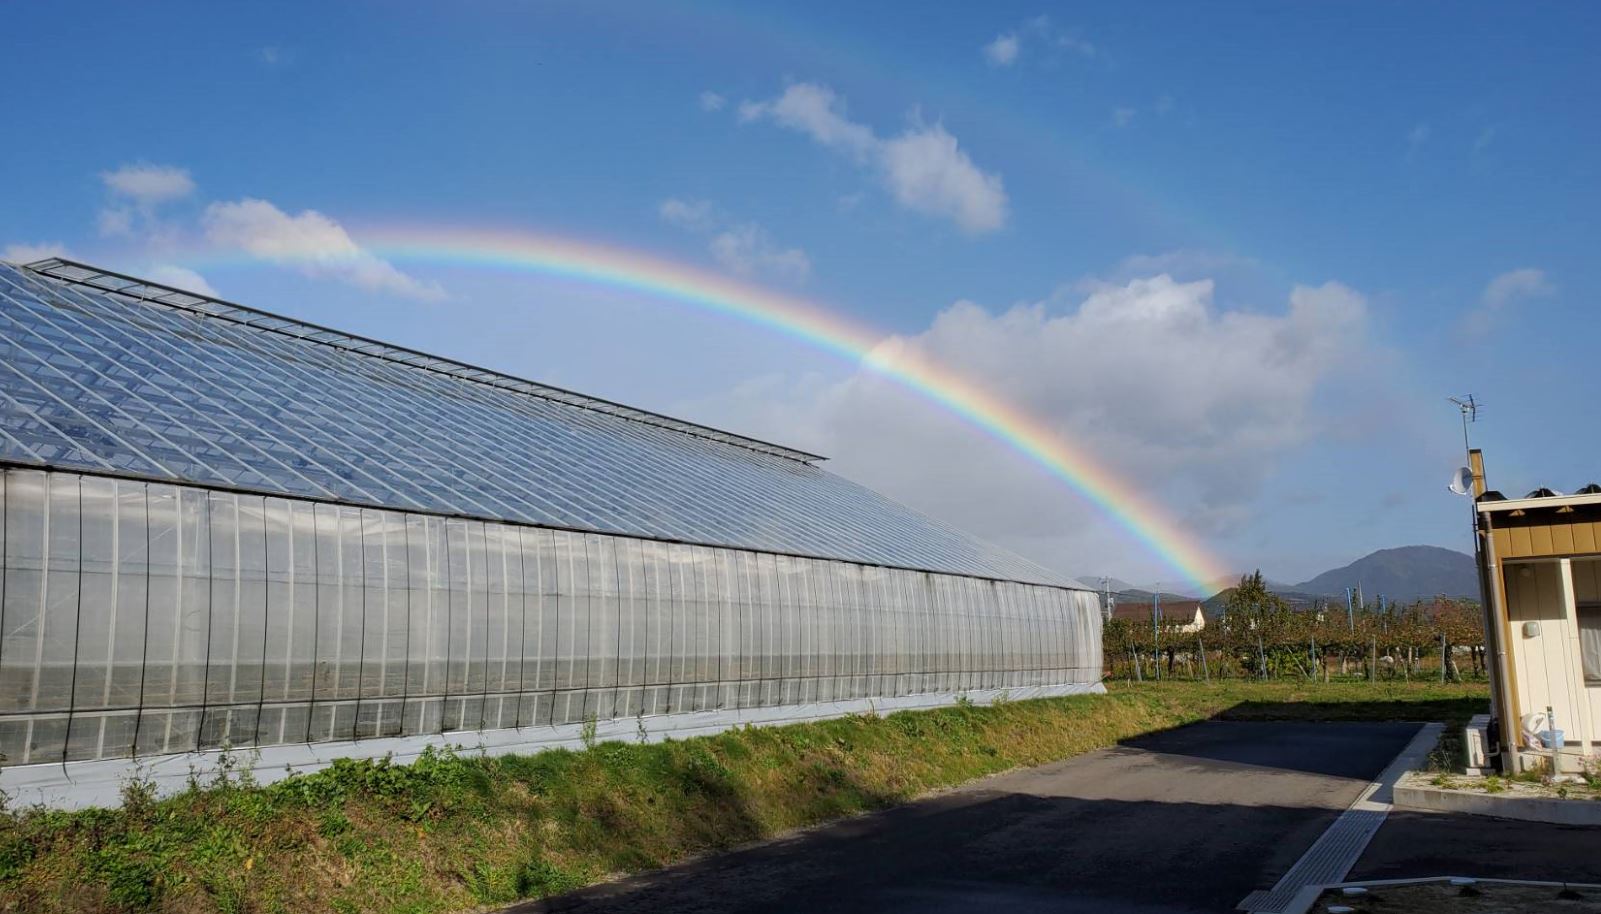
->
[0,259,1077,587]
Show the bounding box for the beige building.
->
[1473,450,1601,773]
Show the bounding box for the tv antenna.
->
[1448,395,1479,457]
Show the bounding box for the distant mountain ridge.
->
[1292,545,1477,602]
[1083,545,1478,609]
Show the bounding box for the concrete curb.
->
[1394,782,1601,826]
[0,681,1106,810]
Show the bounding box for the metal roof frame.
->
[21,257,827,464]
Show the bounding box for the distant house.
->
[1111,599,1207,633]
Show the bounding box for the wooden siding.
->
[1490,506,1601,560]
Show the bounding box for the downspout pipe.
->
[1479,507,1511,764]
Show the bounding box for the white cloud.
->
[101,163,195,205]
[1112,107,1137,128]
[739,83,1008,233]
[983,33,1020,66]
[658,197,717,232]
[983,16,1093,69]
[1109,250,1255,281]
[97,162,195,241]
[698,91,726,112]
[1463,267,1553,336]
[692,272,1373,570]
[1032,15,1095,59]
[203,198,444,301]
[658,197,810,283]
[878,121,1007,232]
[709,225,811,282]
[2,241,70,263]
[145,265,219,297]
[739,83,877,160]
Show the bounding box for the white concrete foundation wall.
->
[1,681,1105,810]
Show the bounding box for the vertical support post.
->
[1558,558,1591,756]
[1198,634,1210,682]
[1152,587,1161,681]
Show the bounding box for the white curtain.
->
[1580,603,1601,684]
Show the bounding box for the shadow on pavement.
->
[1353,808,1601,885]
[1115,718,1422,779]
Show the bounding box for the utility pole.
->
[1451,394,1506,764]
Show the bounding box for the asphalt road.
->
[508,720,1422,914]
[1353,807,1601,885]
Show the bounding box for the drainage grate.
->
[1238,722,1443,914]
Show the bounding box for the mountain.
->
[1292,546,1477,602]
[1074,575,1136,594]
[1200,585,1326,616]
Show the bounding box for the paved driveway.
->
[1353,807,1601,885]
[509,720,1422,914]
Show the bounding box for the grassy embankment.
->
[0,679,1486,914]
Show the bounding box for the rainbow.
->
[189,226,1234,593]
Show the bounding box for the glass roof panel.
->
[0,261,1079,588]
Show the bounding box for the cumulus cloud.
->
[983,33,1020,66]
[658,197,810,283]
[698,90,726,112]
[101,163,196,205]
[2,241,70,263]
[739,83,878,160]
[203,198,444,300]
[878,121,1007,232]
[145,265,219,297]
[97,162,195,239]
[691,273,1372,571]
[1107,250,1255,282]
[982,16,1093,69]
[1463,267,1553,336]
[709,225,811,282]
[739,83,1007,233]
[658,197,717,232]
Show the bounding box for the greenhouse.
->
[0,258,1102,804]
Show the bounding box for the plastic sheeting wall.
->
[0,468,1102,767]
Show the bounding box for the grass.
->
[0,679,1486,914]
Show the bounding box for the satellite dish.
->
[1448,466,1473,496]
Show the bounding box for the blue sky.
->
[3,2,1598,588]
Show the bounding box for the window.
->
[1581,603,1601,685]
